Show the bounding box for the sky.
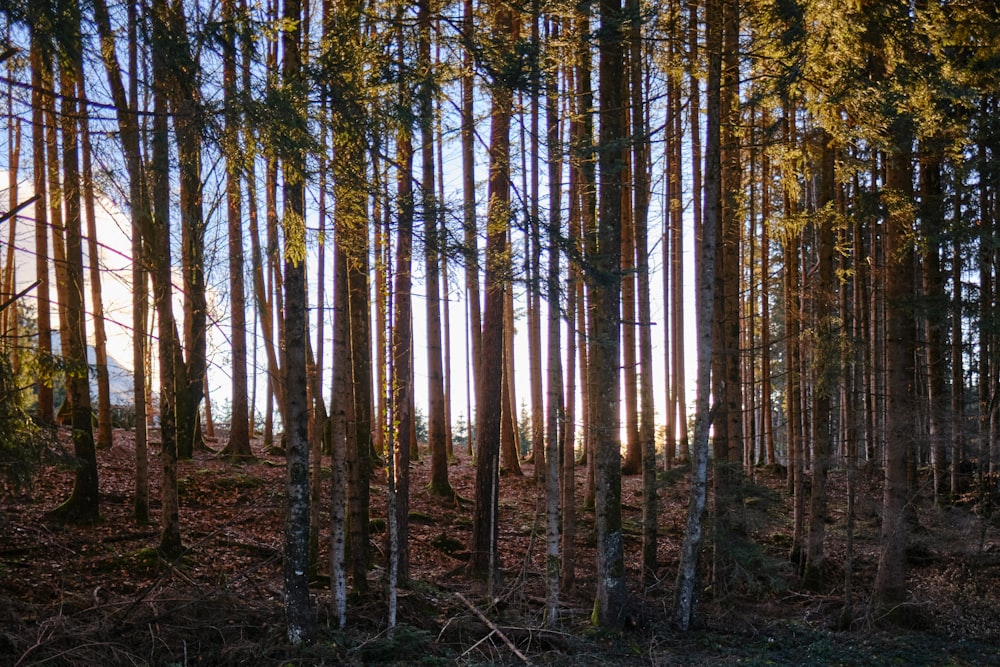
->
[2,143,698,442]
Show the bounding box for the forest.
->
[1,0,1000,664]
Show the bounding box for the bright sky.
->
[2,164,698,441]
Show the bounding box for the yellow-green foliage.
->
[0,356,45,492]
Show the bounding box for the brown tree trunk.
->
[804,133,837,590]
[461,0,482,439]
[30,32,53,424]
[468,0,516,583]
[219,0,252,461]
[418,0,452,498]
[591,0,628,626]
[875,121,917,610]
[47,26,100,525]
[279,0,314,641]
[920,142,948,502]
[75,78,113,451]
[392,59,416,582]
[501,284,523,475]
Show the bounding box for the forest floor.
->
[3,428,1000,666]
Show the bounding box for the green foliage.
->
[0,356,47,493]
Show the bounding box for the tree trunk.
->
[78,79,113,451]
[804,132,837,590]
[392,42,416,582]
[875,121,916,610]
[674,0,720,630]
[461,0,482,439]
[47,27,100,525]
[280,0,314,641]
[544,19,564,623]
[221,0,252,461]
[418,0,452,498]
[331,236,350,624]
[501,286,523,475]
[30,32,53,424]
[468,0,515,583]
[920,142,948,503]
[591,0,628,627]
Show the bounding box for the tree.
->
[543,15,564,624]
[279,0,314,641]
[469,0,516,583]
[220,0,253,461]
[418,0,452,498]
[674,0,721,631]
[29,28,53,425]
[46,1,99,524]
[590,0,628,627]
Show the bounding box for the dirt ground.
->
[2,428,1000,665]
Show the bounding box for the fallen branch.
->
[454,592,531,665]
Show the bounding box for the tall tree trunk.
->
[47,18,100,524]
[30,32,53,424]
[629,0,657,583]
[280,0,314,641]
[78,78,112,451]
[93,0,152,525]
[804,132,837,590]
[468,0,516,583]
[418,0,451,498]
[875,120,916,610]
[563,60,581,589]
[222,0,252,460]
[461,0,482,436]
[920,142,948,503]
[591,0,628,627]
[544,17,564,624]
[950,183,964,498]
[674,0,720,630]
[392,33,416,582]
[331,234,350,624]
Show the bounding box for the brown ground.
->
[2,428,1000,665]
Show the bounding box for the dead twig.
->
[455,592,531,665]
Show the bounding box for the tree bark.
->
[591,0,628,627]
[468,0,515,582]
[280,0,315,641]
[221,0,252,461]
[674,0,720,630]
[47,23,100,525]
[30,33,53,424]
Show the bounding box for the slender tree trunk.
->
[468,0,515,583]
[629,0,657,583]
[280,0,315,641]
[78,77,113,451]
[920,142,947,503]
[48,23,100,524]
[93,0,151,524]
[501,286,523,474]
[544,19,564,623]
[563,63,580,589]
[804,133,837,590]
[30,33,53,424]
[418,0,451,497]
[591,0,628,627]
[951,183,964,498]
[222,0,252,460]
[674,0,719,629]
[392,36,416,582]
[462,0,482,436]
[331,234,350,624]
